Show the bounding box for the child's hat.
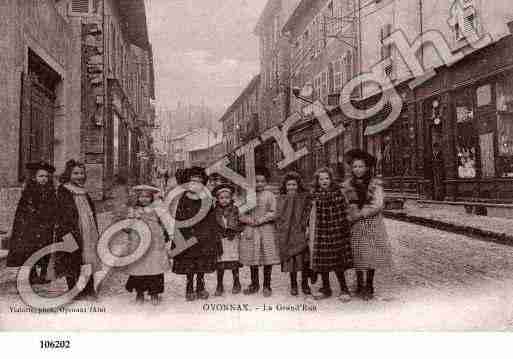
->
[212,183,235,197]
[26,161,56,173]
[132,184,161,194]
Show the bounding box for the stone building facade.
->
[60,0,156,199]
[0,0,81,238]
[0,0,155,245]
[282,0,360,181]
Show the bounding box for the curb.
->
[385,210,513,246]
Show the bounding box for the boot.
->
[215,269,224,297]
[185,274,196,302]
[136,291,144,304]
[196,273,209,300]
[335,271,351,302]
[363,269,375,301]
[355,270,365,299]
[243,266,260,295]
[37,256,51,284]
[150,294,160,305]
[290,272,299,296]
[263,265,272,297]
[300,271,311,295]
[314,273,332,300]
[232,269,242,294]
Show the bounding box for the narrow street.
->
[2,219,513,331]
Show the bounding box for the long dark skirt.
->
[217,261,242,270]
[125,274,165,295]
[172,255,217,275]
[281,249,309,273]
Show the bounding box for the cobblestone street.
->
[2,219,513,331]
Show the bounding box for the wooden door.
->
[19,72,56,179]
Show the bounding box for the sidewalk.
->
[385,201,513,245]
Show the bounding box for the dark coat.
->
[276,194,310,262]
[214,204,243,241]
[6,184,57,267]
[171,194,221,274]
[54,185,97,278]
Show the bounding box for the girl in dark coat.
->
[7,161,57,285]
[172,167,221,301]
[306,167,353,301]
[55,160,100,299]
[276,171,312,296]
[212,183,244,296]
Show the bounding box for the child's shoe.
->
[150,294,160,305]
[243,283,260,295]
[232,279,242,294]
[301,280,311,295]
[263,287,272,297]
[214,284,224,297]
[136,292,144,304]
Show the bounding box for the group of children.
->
[124,149,392,305]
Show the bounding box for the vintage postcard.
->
[1,0,513,335]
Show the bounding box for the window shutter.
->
[70,0,91,14]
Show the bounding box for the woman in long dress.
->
[7,161,57,285]
[343,149,393,300]
[55,160,101,299]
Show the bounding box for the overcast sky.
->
[145,0,267,112]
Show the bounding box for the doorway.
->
[19,50,60,180]
[424,98,446,200]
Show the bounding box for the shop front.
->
[362,34,513,205]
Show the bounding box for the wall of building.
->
[0,0,82,233]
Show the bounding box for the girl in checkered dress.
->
[306,167,353,301]
[343,149,393,301]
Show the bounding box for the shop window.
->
[455,92,477,179]
[497,77,513,112]
[498,113,513,177]
[327,139,338,165]
[367,135,383,177]
[476,84,492,107]
[382,132,393,177]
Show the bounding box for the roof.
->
[118,0,151,50]
[219,74,261,123]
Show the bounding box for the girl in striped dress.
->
[343,149,393,301]
[239,167,280,297]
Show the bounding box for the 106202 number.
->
[40,340,71,349]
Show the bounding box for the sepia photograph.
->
[1,0,513,342]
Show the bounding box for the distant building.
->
[254,0,302,179]
[168,128,222,174]
[219,75,261,173]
